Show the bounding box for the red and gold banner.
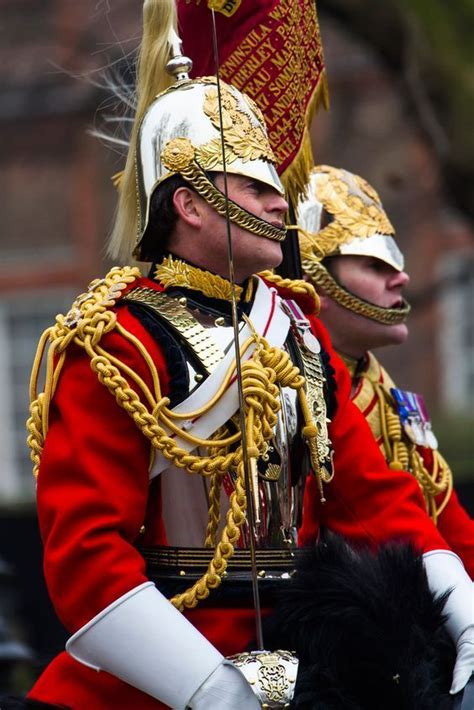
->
[178,0,328,205]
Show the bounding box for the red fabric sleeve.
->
[299,318,451,554]
[36,304,170,632]
[436,489,474,578]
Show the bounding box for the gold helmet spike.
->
[297,166,410,325]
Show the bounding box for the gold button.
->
[139,525,145,535]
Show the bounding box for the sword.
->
[208,10,299,707]
[209,7,265,652]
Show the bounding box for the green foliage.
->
[319,0,474,215]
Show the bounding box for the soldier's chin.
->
[379,321,409,347]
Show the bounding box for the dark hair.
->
[139,174,191,262]
[139,172,218,262]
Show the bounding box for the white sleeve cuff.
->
[423,550,474,643]
[66,581,224,709]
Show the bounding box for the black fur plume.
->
[263,534,455,710]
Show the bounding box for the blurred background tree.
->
[319,0,474,217]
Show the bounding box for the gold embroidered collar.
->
[154,254,253,303]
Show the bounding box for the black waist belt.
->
[138,545,299,607]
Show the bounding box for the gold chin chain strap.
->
[301,259,411,325]
[373,381,452,524]
[179,159,287,243]
[26,267,323,611]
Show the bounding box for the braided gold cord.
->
[204,423,235,548]
[410,449,453,524]
[258,338,333,498]
[204,469,226,548]
[26,266,142,477]
[27,271,321,610]
[431,451,453,517]
[171,466,247,610]
[258,270,320,314]
[302,260,411,325]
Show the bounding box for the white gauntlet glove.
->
[423,551,474,694]
[188,661,260,709]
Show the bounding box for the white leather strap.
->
[66,582,223,709]
[150,277,290,478]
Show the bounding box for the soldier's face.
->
[169,173,288,282]
[318,255,410,358]
[202,174,288,282]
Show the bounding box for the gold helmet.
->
[296,165,410,324]
[108,1,285,264]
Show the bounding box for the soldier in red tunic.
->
[296,164,474,578]
[17,6,472,710]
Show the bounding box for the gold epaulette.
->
[258,270,320,314]
[26,266,143,479]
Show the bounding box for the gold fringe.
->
[280,71,329,208]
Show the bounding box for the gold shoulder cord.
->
[26,267,325,611]
[258,270,320,314]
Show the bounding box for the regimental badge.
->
[391,388,438,450]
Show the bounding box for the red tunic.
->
[342,350,474,577]
[29,277,449,709]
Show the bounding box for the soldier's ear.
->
[172,186,203,228]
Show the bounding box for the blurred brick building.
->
[0,2,472,680]
[0,1,472,503]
